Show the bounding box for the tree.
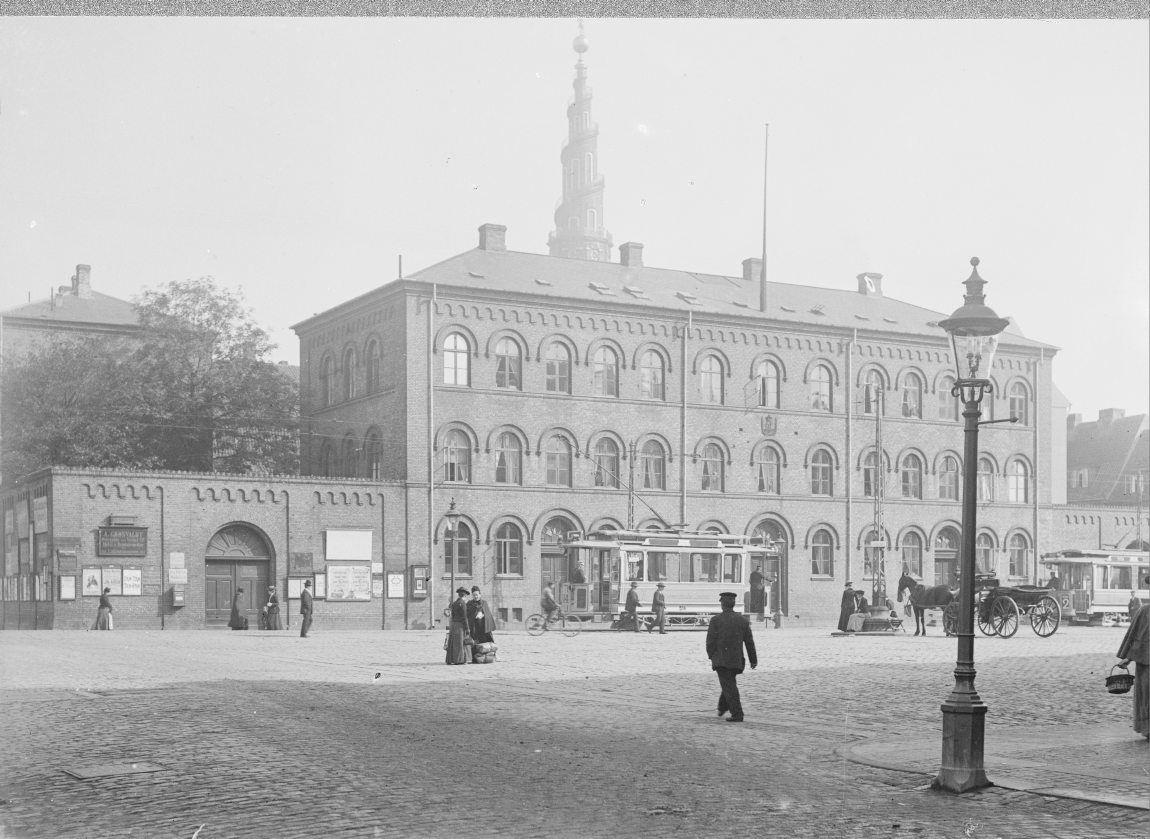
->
[1,277,298,482]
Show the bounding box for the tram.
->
[559,528,779,626]
[1040,549,1149,623]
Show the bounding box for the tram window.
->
[690,552,721,582]
[723,554,742,583]
[648,552,681,582]
[626,551,644,581]
[1111,566,1133,589]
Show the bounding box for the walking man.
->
[625,581,642,631]
[300,579,314,638]
[706,591,757,722]
[649,582,667,634]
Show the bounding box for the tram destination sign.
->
[96,527,148,557]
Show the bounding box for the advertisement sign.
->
[82,569,102,596]
[122,569,142,596]
[324,530,373,561]
[386,573,405,599]
[324,564,371,601]
[96,527,147,557]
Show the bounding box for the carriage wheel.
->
[1030,595,1061,637]
[942,602,960,636]
[990,597,1019,638]
[976,603,997,637]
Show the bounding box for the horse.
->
[897,575,955,636]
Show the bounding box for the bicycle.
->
[525,609,581,637]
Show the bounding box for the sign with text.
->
[324,530,373,562]
[289,552,313,573]
[324,564,371,601]
[169,552,185,569]
[167,567,188,585]
[122,569,142,596]
[386,573,404,599]
[96,527,147,557]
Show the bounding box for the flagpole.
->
[759,122,769,313]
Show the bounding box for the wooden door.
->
[205,561,268,625]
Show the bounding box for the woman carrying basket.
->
[1115,597,1149,740]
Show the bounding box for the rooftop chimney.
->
[619,242,644,268]
[742,258,763,283]
[1066,413,1082,431]
[477,223,507,252]
[71,264,92,299]
[856,272,883,296]
[1098,408,1126,424]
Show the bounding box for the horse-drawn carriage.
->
[941,575,1062,638]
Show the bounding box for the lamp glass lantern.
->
[938,257,1010,390]
[444,499,462,577]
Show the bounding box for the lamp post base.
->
[933,700,992,793]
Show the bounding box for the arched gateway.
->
[204,524,274,626]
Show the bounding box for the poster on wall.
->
[312,572,327,599]
[59,575,76,601]
[324,530,373,561]
[82,569,102,596]
[386,573,404,599]
[102,567,123,595]
[371,576,384,597]
[287,577,305,600]
[122,569,142,596]
[324,564,371,601]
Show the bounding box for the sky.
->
[1,17,1147,421]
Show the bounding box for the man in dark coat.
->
[648,582,667,634]
[706,591,757,722]
[624,581,642,631]
[299,580,314,638]
[837,581,855,632]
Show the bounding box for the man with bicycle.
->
[541,581,560,628]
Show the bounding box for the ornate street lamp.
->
[933,257,1010,793]
[445,498,462,606]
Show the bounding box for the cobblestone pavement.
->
[0,625,1146,839]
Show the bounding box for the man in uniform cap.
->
[706,591,757,722]
[624,581,642,632]
[648,582,668,634]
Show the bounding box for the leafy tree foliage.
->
[2,278,298,482]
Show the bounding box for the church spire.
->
[548,23,612,262]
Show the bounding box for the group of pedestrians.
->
[228,585,285,632]
[445,586,496,665]
[620,581,667,633]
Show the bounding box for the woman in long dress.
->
[466,586,495,645]
[264,585,283,630]
[1116,602,1149,739]
[445,587,471,665]
[228,588,246,630]
[94,587,114,630]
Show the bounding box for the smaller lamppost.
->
[933,257,1010,794]
[444,498,462,607]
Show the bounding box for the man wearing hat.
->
[837,581,856,633]
[299,580,314,638]
[648,582,668,634]
[706,591,757,722]
[624,581,642,632]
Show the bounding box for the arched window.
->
[810,449,833,496]
[545,437,572,486]
[584,151,594,183]
[494,337,522,390]
[901,453,923,499]
[340,434,357,477]
[901,531,923,577]
[587,208,597,231]
[700,355,723,404]
[641,440,666,490]
[977,457,995,502]
[640,351,665,401]
[319,441,334,477]
[545,343,571,394]
[1007,459,1029,503]
[593,438,620,488]
[443,430,470,483]
[593,347,619,397]
[343,347,359,401]
[495,522,524,576]
[862,528,884,579]
[976,533,994,574]
[1009,382,1029,425]
[364,429,382,481]
[900,372,922,419]
[811,529,834,576]
[1008,532,1030,577]
[700,443,724,492]
[756,360,780,409]
[445,521,472,577]
[938,375,959,421]
[443,333,470,386]
[365,340,381,392]
[809,365,832,411]
[494,432,522,485]
[863,451,882,498]
[319,355,334,407]
[939,455,960,501]
[862,370,883,415]
[753,445,780,494]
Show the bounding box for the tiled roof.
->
[403,248,1054,351]
[2,291,138,328]
[1066,413,1149,504]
